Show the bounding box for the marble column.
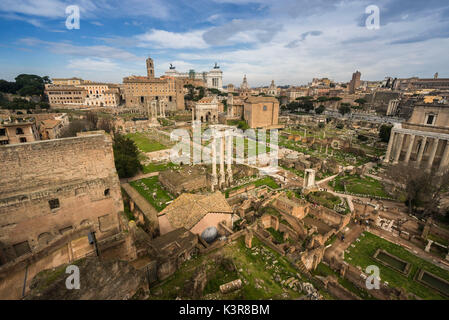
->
[438,140,449,172]
[384,131,395,163]
[393,133,404,164]
[416,136,427,167]
[211,134,217,191]
[426,138,439,172]
[404,134,416,164]
[226,133,233,185]
[219,134,226,188]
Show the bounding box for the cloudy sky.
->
[0,0,448,86]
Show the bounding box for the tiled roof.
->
[158,192,232,230]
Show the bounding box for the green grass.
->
[129,176,174,212]
[226,176,280,197]
[344,232,449,300]
[312,263,376,300]
[306,191,342,210]
[427,233,449,247]
[149,237,304,300]
[142,162,177,174]
[332,174,390,198]
[125,132,168,153]
[267,227,285,244]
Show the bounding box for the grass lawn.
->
[306,191,342,210]
[149,237,305,300]
[332,174,390,198]
[142,162,177,174]
[129,176,174,212]
[225,176,280,197]
[313,263,375,300]
[344,232,449,300]
[125,132,168,153]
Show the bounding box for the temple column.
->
[438,140,449,173]
[384,131,395,163]
[416,136,427,167]
[226,131,233,185]
[219,133,226,188]
[211,134,218,191]
[404,134,416,164]
[393,133,404,164]
[426,138,439,172]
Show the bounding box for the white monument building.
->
[165,63,223,91]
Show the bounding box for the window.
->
[263,105,268,111]
[19,137,27,143]
[426,114,436,125]
[16,128,24,135]
[49,198,60,210]
[104,188,110,196]
[0,128,5,136]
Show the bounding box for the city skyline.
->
[0,1,448,86]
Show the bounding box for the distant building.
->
[267,80,277,96]
[123,57,185,112]
[0,118,40,145]
[385,104,449,174]
[193,96,219,123]
[243,96,280,129]
[349,71,361,94]
[165,62,223,91]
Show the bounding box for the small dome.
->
[201,227,218,243]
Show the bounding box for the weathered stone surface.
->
[25,257,146,300]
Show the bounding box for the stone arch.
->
[79,219,91,228]
[37,232,53,246]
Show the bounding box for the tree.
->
[355,98,367,106]
[315,105,326,114]
[113,133,142,178]
[338,104,351,116]
[387,164,449,216]
[379,124,393,143]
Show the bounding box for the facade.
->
[45,85,88,106]
[267,80,277,96]
[165,63,223,91]
[193,96,219,123]
[385,104,449,174]
[79,83,121,107]
[39,119,64,140]
[349,71,362,94]
[243,96,280,129]
[0,132,123,265]
[0,119,40,145]
[226,94,244,119]
[52,77,84,85]
[123,57,185,111]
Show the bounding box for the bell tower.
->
[146,57,154,78]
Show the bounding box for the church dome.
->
[201,226,218,243]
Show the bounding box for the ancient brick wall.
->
[0,133,123,264]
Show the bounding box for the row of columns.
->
[211,129,233,191]
[147,100,167,119]
[385,130,449,173]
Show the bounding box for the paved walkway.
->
[124,171,159,183]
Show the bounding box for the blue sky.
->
[0,0,448,86]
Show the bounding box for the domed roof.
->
[201,226,218,243]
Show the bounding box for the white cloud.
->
[67,57,118,71]
[136,29,209,49]
[19,37,141,61]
